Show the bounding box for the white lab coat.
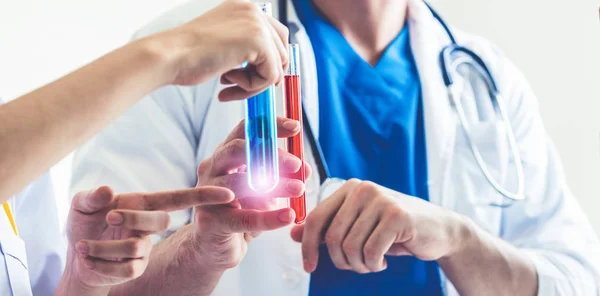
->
[0,97,67,296]
[0,172,66,296]
[71,0,600,295]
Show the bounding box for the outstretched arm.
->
[0,0,289,202]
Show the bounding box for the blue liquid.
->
[245,86,279,193]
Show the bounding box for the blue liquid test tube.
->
[245,2,279,193]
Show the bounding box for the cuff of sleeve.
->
[521,249,566,296]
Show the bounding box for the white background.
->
[0,0,599,233]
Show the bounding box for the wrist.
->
[138,28,213,86]
[132,33,185,87]
[444,212,478,259]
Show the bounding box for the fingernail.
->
[286,180,305,194]
[75,241,88,254]
[107,212,124,225]
[83,258,95,270]
[303,259,315,273]
[282,120,300,132]
[278,210,293,223]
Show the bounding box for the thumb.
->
[385,244,412,257]
[72,186,115,214]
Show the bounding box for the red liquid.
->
[283,75,306,224]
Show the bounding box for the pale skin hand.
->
[165,0,290,100]
[110,118,311,296]
[193,117,312,270]
[0,0,289,202]
[55,185,234,296]
[291,179,538,296]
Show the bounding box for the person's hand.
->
[148,0,288,100]
[64,186,234,291]
[290,179,467,274]
[191,117,311,270]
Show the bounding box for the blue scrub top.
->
[293,1,443,295]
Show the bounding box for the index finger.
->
[300,180,360,272]
[119,186,235,212]
[221,117,300,145]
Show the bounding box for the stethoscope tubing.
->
[284,0,526,206]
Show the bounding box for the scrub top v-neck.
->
[293,0,443,295]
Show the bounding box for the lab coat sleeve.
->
[14,173,66,296]
[493,51,600,295]
[70,81,215,238]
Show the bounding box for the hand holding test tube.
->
[245,2,280,193]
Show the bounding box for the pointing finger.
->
[119,186,235,212]
[106,210,170,233]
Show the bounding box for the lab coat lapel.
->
[407,0,457,207]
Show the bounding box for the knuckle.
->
[197,160,211,177]
[244,21,264,39]
[194,212,213,232]
[357,268,371,274]
[237,1,257,13]
[342,240,358,256]
[127,239,142,257]
[304,212,321,231]
[128,213,141,227]
[346,178,361,186]
[124,262,138,278]
[363,246,379,268]
[159,214,171,231]
[235,213,252,231]
[332,259,350,270]
[353,181,377,198]
[324,230,341,247]
[386,206,407,221]
[220,139,245,161]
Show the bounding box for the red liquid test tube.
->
[283,44,306,224]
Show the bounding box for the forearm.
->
[0,36,174,201]
[438,216,538,296]
[110,225,224,296]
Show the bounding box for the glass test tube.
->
[245,2,279,193]
[283,44,307,224]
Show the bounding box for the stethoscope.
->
[280,1,526,207]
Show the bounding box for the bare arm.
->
[0,38,171,202]
[110,118,306,296]
[0,0,289,202]
[438,216,537,296]
[291,180,537,296]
